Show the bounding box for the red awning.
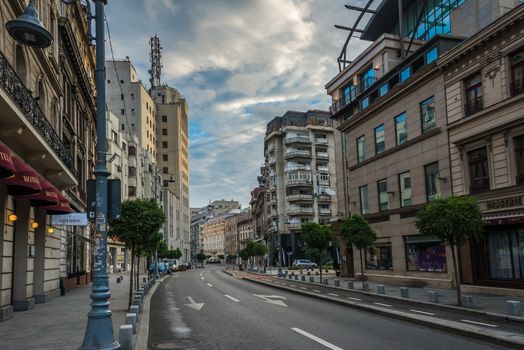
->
[0,156,42,195]
[19,174,60,206]
[45,192,73,215]
[0,142,15,179]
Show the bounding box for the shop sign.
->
[486,216,524,225]
[486,196,522,210]
[51,212,88,226]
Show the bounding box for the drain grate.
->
[152,338,201,349]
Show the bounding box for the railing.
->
[316,152,329,160]
[286,178,313,186]
[319,209,331,215]
[0,51,76,175]
[267,144,275,152]
[469,180,490,194]
[287,223,302,230]
[285,150,311,159]
[315,138,328,145]
[284,136,311,145]
[286,165,311,172]
[286,194,314,201]
[464,96,484,116]
[517,173,524,186]
[317,166,329,172]
[287,208,314,215]
[510,82,524,97]
[317,194,331,201]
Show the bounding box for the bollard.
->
[362,282,369,291]
[507,301,522,316]
[400,287,410,298]
[120,275,124,281]
[126,313,137,334]
[323,278,328,285]
[129,305,139,316]
[307,271,311,276]
[119,325,133,350]
[300,270,303,275]
[461,295,473,308]
[334,279,340,287]
[116,277,121,284]
[301,275,305,281]
[377,285,385,295]
[288,274,293,280]
[347,281,354,289]
[309,276,314,283]
[428,291,439,303]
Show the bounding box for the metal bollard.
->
[428,291,439,303]
[300,270,303,275]
[119,325,133,350]
[309,276,314,283]
[323,278,328,285]
[126,313,137,334]
[129,305,139,316]
[377,285,385,295]
[301,275,306,281]
[294,275,298,280]
[347,281,354,289]
[116,277,121,283]
[461,295,473,308]
[362,282,369,291]
[507,301,522,316]
[400,287,410,298]
[334,279,340,287]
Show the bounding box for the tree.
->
[415,196,483,306]
[171,248,183,260]
[253,242,268,263]
[341,214,377,281]
[238,248,249,268]
[110,198,165,308]
[226,253,238,263]
[301,222,332,283]
[196,252,207,267]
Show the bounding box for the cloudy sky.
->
[105,0,371,208]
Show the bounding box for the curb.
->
[135,276,166,349]
[224,270,524,349]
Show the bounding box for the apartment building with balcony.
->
[0,1,95,320]
[264,110,338,266]
[326,0,523,289]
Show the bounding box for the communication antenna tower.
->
[149,34,163,88]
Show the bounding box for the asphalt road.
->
[148,265,511,350]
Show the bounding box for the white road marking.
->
[185,296,205,311]
[347,297,362,301]
[206,283,213,287]
[410,309,435,316]
[313,289,321,293]
[374,302,392,308]
[460,319,498,328]
[224,294,240,302]
[292,327,344,350]
[253,294,288,307]
[200,277,204,280]
[328,293,339,297]
[290,284,296,287]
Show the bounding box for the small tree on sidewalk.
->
[341,214,377,281]
[253,242,268,268]
[415,196,483,306]
[301,222,332,283]
[196,252,207,268]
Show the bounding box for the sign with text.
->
[51,213,88,226]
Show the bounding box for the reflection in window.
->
[426,47,438,64]
[361,96,369,110]
[375,124,385,154]
[360,185,369,215]
[405,235,447,272]
[400,67,411,82]
[468,147,490,193]
[378,179,389,211]
[425,162,441,201]
[366,244,393,270]
[395,112,408,145]
[464,73,483,116]
[379,83,389,97]
[515,135,524,185]
[420,96,436,133]
[399,171,412,207]
[357,136,365,163]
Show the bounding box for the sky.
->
[105,0,371,208]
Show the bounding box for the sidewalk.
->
[0,271,147,350]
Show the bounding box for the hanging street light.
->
[6,0,53,48]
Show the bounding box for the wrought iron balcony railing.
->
[510,82,524,98]
[0,52,76,175]
[464,96,484,117]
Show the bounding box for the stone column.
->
[33,208,46,303]
[12,199,34,311]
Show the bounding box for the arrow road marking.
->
[224,294,240,302]
[253,294,288,307]
[292,327,344,350]
[185,296,205,311]
[460,319,498,328]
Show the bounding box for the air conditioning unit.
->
[116,165,122,172]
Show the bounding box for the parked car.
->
[148,262,168,274]
[181,261,192,269]
[292,259,318,269]
[163,259,179,273]
[206,257,221,264]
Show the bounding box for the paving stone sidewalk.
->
[0,271,147,350]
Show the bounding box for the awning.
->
[0,156,42,195]
[45,192,73,215]
[0,142,15,179]
[19,174,60,206]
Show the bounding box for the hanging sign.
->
[51,212,88,226]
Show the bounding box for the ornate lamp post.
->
[7,1,119,348]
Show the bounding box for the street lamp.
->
[8,1,119,349]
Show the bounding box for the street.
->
[148,265,509,350]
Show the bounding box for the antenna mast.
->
[149,34,162,88]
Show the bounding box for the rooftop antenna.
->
[148,34,163,89]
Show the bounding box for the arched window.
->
[15,45,27,86]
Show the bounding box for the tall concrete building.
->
[263,110,338,267]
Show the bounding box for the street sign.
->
[51,212,88,226]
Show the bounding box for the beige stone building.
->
[202,216,226,257]
[223,213,240,257]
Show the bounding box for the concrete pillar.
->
[507,301,521,316]
[12,199,34,311]
[119,325,133,350]
[33,209,46,303]
[377,285,385,295]
[126,313,137,334]
[334,279,340,287]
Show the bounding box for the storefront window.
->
[366,243,393,270]
[405,235,447,272]
[477,227,524,280]
[66,229,86,276]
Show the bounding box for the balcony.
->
[284,150,311,159]
[286,194,314,202]
[316,152,329,160]
[470,180,490,194]
[287,208,314,216]
[510,82,524,97]
[284,136,311,145]
[317,166,329,172]
[317,194,331,202]
[287,223,302,230]
[318,177,330,186]
[315,138,328,145]
[267,144,275,152]
[464,96,483,116]
[268,157,276,165]
[319,208,331,216]
[329,77,377,116]
[286,178,313,187]
[286,165,311,172]
[268,198,277,205]
[0,51,76,185]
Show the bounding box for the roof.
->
[360,0,406,41]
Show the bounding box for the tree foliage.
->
[341,214,377,280]
[301,222,332,281]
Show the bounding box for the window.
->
[360,66,375,90]
[357,136,365,163]
[464,73,483,116]
[379,83,388,97]
[400,67,411,82]
[120,79,124,84]
[399,172,412,207]
[515,135,524,185]
[366,243,392,270]
[128,186,136,197]
[111,130,118,142]
[405,235,447,272]
[468,147,490,193]
[162,128,168,135]
[107,80,111,84]
[162,141,168,149]
[374,124,385,154]
[163,167,168,174]
[425,162,441,201]
[511,50,524,97]
[128,145,136,156]
[128,166,136,177]
[163,154,168,161]
[121,109,124,115]
[361,97,369,110]
[377,179,389,211]
[120,94,124,100]
[162,115,167,122]
[359,185,369,215]
[130,93,135,100]
[426,47,438,64]
[343,84,356,104]
[420,96,436,133]
[395,112,408,145]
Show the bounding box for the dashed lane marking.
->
[292,327,344,350]
[313,289,321,293]
[206,283,213,287]
[410,309,435,316]
[460,319,498,328]
[373,302,392,308]
[200,277,204,280]
[348,297,362,301]
[224,294,240,302]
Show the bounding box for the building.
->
[440,3,524,292]
[224,213,240,257]
[151,85,190,262]
[238,211,255,251]
[263,110,338,267]
[190,204,212,264]
[209,199,241,216]
[326,0,522,289]
[202,216,227,257]
[0,1,95,320]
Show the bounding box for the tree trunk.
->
[136,255,141,291]
[451,245,462,306]
[128,248,134,310]
[359,248,365,281]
